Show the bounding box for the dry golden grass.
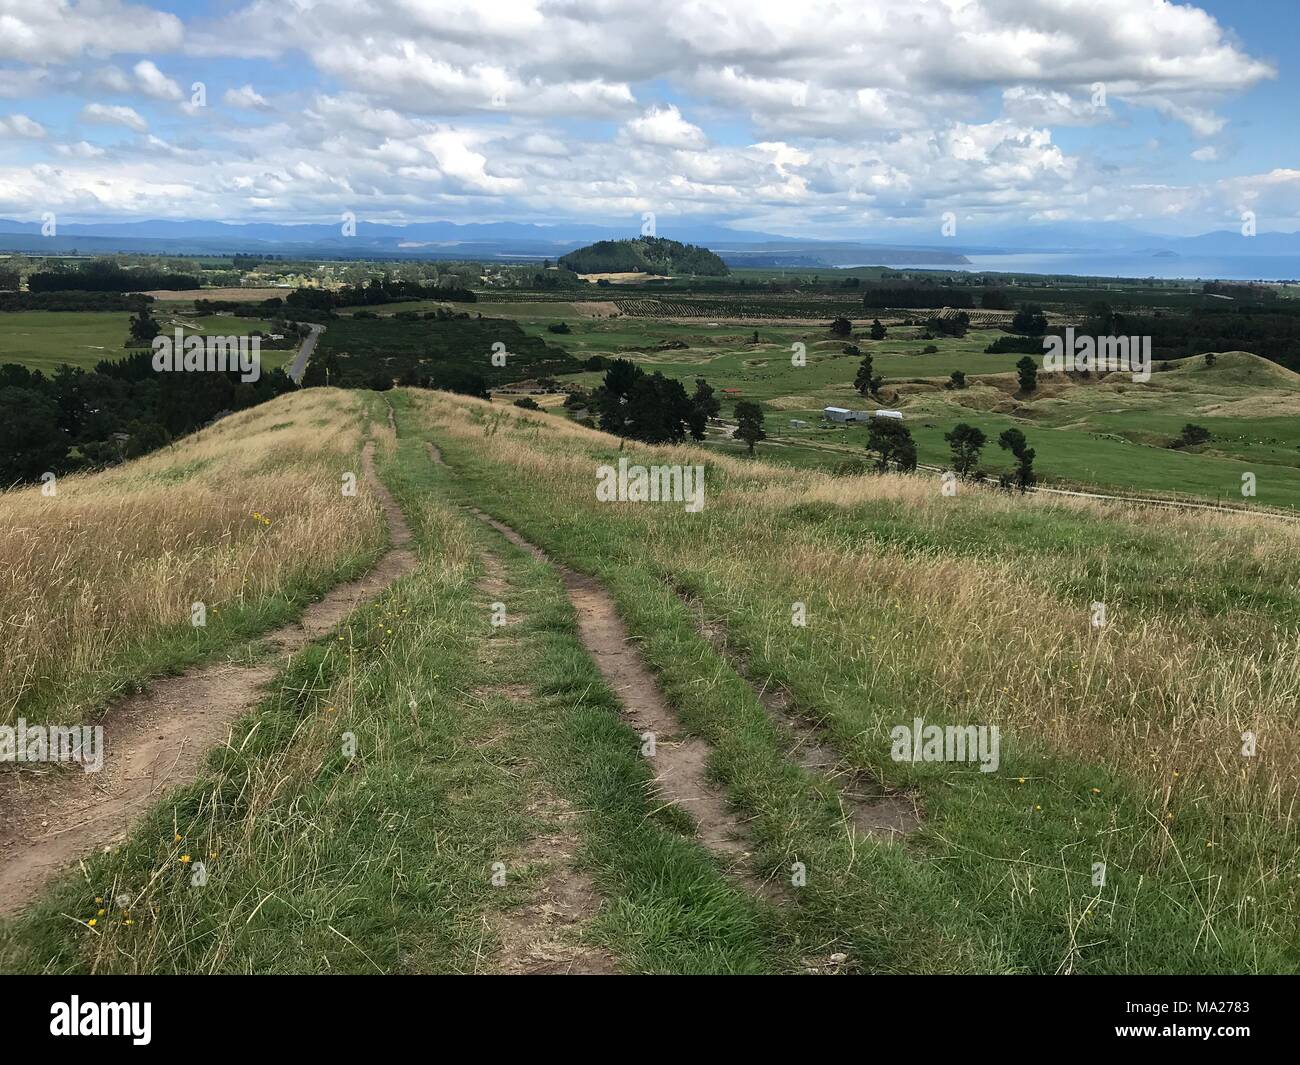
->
[0,389,386,726]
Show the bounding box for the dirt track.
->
[0,441,416,916]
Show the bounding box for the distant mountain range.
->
[0,217,1295,268]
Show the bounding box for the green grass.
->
[0,311,294,372]
[469,294,1300,509]
[406,391,1300,974]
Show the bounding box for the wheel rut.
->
[462,504,771,893]
[0,440,416,917]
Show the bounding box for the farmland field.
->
[0,310,294,372]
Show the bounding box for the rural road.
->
[288,323,323,383]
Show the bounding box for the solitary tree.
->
[867,418,917,472]
[1204,351,1218,368]
[829,316,853,339]
[945,422,987,476]
[948,370,966,390]
[869,319,886,341]
[1172,423,1212,448]
[733,400,766,455]
[854,352,875,396]
[127,307,160,346]
[998,427,1036,491]
[1015,355,1038,393]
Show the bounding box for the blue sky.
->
[0,0,1296,239]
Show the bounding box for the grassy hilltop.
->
[2,387,1297,974]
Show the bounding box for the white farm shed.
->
[822,406,863,423]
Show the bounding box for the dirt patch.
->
[140,287,289,302]
[572,301,622,319]
[426,441,447,467]
[489,790,620,975]
[463,506,766,888]
[0,441,417,917]
[678,591,921,841]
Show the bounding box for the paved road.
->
[288,323,324,383]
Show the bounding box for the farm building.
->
[822,406,867,423]
[822,406,904,423]
[789,418,809,428]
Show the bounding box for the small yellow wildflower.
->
[179,854,192,864]
[87,919,97,927]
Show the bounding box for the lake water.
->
[951,253,1300,283]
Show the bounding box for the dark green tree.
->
[127,307,160,346]
[867,418,917,472]
[854,352,875,396]
[945,422,986,476]
[1172,423,1212,448]
[869,319,886,341]
[1012,304,1048,336]
[733,400,766,455]
[688,377,720,440]
[0,387,68,484]
[998,428,1036,491]
[1016,355,1038,393]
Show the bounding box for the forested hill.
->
[558,236,730,276]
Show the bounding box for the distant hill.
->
[558,236,730,276]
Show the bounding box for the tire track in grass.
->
[430,428,777,894]
[464,505,768,889]
[674,587,921,840]
[421,434,622,971]
[468,545,619,974]
[0,440,416,917]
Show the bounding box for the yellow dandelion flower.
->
[95,896,103,904]
[179,854,192,864]
[1017,777,1025,784]
[87,918,97,927]
[97,908,105,916]
[173,833,181,842]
